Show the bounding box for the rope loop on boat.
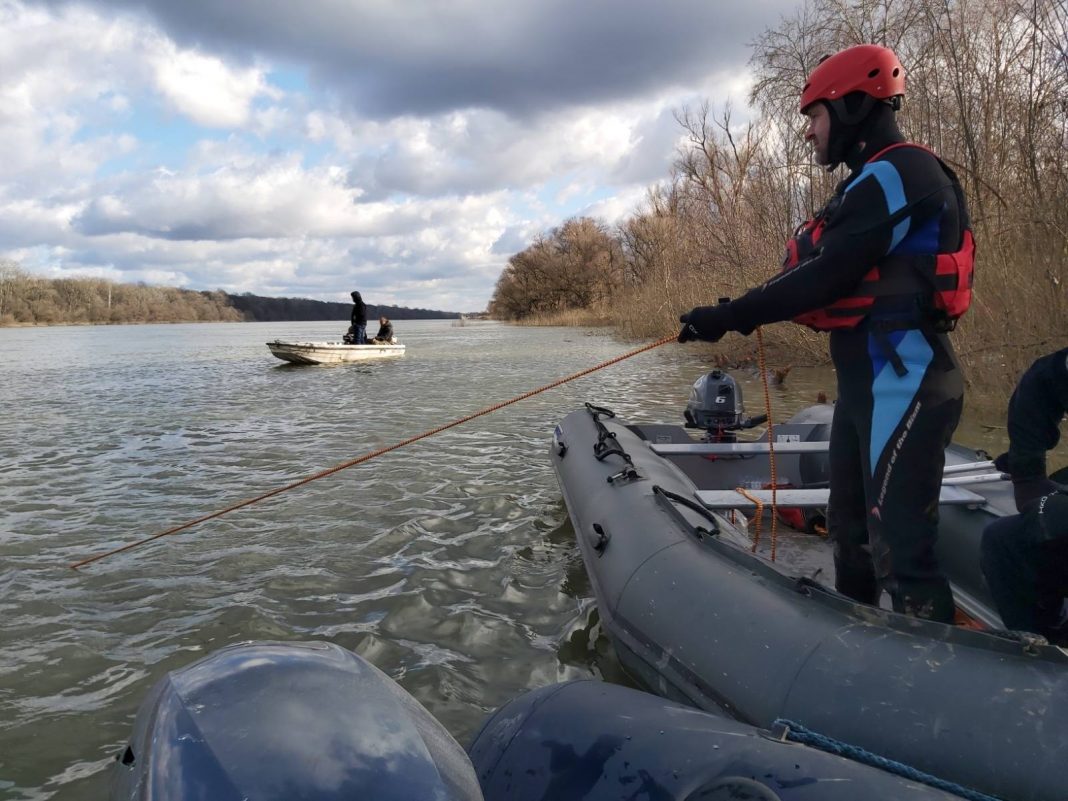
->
[69,334,676,570]
[735,487,765,551]
[771,718,1005,801]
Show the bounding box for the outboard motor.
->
[684,369,766,440]
[111,641,484,801]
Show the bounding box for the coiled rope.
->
[70,334,675,570]
[772,718,1005,801]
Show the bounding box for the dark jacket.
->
[351,292,366,327]
[373,321,394,341]
[1006,348,1068,481]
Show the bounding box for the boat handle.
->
[552,426,568,458]
[606,465,640,485]
[653,485,720,539]
[589,523,611,555]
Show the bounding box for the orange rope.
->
[754,327,779,560]
[70,334,676,570]
[735,486,764,550]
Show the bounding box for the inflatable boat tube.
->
[550,403,1068,801]
[470,679,978,800]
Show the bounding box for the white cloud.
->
[580,185,659,226]
[0,0,789,311]
[151,45,272,128]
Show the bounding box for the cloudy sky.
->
[1,0,796,312]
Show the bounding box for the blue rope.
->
[772,718,1005,801]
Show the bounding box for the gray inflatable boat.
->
[550,376,1068,801]
[470,680,981,800]
[113,642,976,801]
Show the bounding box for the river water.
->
[0,319,1017,799]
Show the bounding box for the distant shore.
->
[0,319,250,328]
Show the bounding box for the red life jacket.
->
[782,142,975,331]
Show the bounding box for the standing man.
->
[981,347,1068,639]
[678,45,974,622]
[350,291,367,344]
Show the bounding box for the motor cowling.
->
[685,370,746,431]
[111,641,484,801]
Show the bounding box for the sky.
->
[0,0,798,312]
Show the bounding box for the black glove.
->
[678,306,729,344]
[1014,478,1065,512]
[995,451,1064,512]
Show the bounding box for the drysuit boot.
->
[832,537,880,605]
[890,578,956,622]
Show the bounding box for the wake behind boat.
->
[266,338,405,364]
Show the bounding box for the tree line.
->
[0,262,242,325]
[488,0,1068,378]
[227,293,459,322]
[0,263,459,326]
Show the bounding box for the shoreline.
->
[0,319,248,328]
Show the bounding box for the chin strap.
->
[825,96,899,168]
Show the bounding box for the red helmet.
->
[800,44,905,113]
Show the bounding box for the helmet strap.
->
[828,94,877,126]
[824,95,900,170]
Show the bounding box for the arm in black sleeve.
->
[720,148,953,334]
[1006,348,1068,480]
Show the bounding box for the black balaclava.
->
[824,92,904,172]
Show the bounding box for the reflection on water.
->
[0,319,1039,799]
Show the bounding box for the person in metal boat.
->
[677,44,974,622]
[981,347,1068,641]
[370,316,394,343]
[350,290,367,344]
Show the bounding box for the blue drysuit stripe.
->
[845,160,910,252]
[894,214,942,254]
[868,329,933,473]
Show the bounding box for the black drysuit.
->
[1001,347,1068,492]
[713,113,971,621]
[981,348,1068,638]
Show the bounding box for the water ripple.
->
[0,319,851,799]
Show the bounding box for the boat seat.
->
[695,485,987,510]
[630,424,701,444]
[651,442,831,455]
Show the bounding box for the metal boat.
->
[267,339,405,364]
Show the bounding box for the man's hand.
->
[1014,478,1065,512]
[995,451,1065,512]
[678,306,728,344]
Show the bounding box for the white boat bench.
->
[651,442,830,456]
[695,485,988,510]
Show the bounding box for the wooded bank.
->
[489,0,1068,384]
[0,264,459,325]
